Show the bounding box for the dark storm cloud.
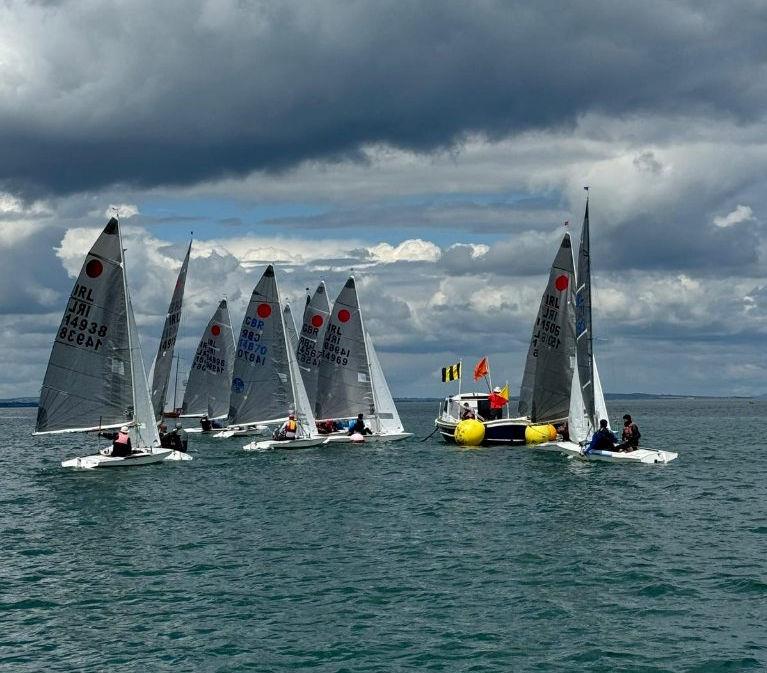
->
[2,0,767,196]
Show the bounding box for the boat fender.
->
[525,424,557,444]
[454,419,485,446]
[350,432,366,443]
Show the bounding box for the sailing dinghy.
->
[181,299,235,432]
[34,218,175,468]
[315,277,412,443]
[541,198,677,464]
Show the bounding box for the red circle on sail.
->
[338,309,351,323]
[85,259,103,278]
[257,303,272,318]
[311,315,324,328]
[555,275,569,291]
[211,324,221,336]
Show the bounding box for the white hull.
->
[552,441,678,464]
[61,448,173,469]
[164,450,193,461]
[242,437,329,451]
[212,425,269,439]
[323,431,413,444]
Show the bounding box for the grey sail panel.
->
[296,282,331,410]
[315,277,374,420]
[518,233,576,423]
[35,218,134,434]
[284,303,300,353]
[126,289,161,448]
[182,299,235,418]
[576,200,595,426]
[150,240,191,418]
[228,265,291,425]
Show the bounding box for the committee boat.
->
[434,392,529,444]
[34,218,177,468]
[315,277,411,443]
[540,198,678,464]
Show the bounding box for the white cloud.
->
[104,203,139,219]
[368,239,441,263]
[713,204,754,228]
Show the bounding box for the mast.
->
[576,191,596,428]
[357,283,381,433]
[117,218,137,426]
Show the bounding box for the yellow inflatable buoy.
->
[525,424,557,444]
[454,419,485,446]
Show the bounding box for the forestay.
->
[517,233,577,423]
[182,299,235,419]
[150,240,191,418]
[35,218,134,434]
[315,277,374,420]
[297,282,331,411]
[228,265,291,425]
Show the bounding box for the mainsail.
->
[297,282,331,410]
[182,299,235,419]
[315,277,374,420]
[284,303,300,353]
[284,309,320,440]
[576,199,595,427]
[150,240,191,418]
[517,232,576,423]
[228,265,291,425]
[35,218,134,434]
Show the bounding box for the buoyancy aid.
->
[285,419,297,438]
[116,431,130,445]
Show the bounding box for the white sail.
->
[284,303,300,353]
[593,356,610,429]
[182,299,235,419]
[35,218,134,434]
[126,290,161,448]
[150,240,191,418]
[364,331,404,434]
[567,361,590,444]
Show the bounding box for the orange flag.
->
[473,356,489,381]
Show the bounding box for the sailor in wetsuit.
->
[615,414,641,452]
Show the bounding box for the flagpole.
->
[458,359,462,396]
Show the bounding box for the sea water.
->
[1,399,764,672]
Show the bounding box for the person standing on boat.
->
[99,425,132,457]
[615,414,640,452]
[586,419,616,453]
[348,413,372,436]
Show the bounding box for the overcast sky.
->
[2,0,767,399]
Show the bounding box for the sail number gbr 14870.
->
[57,313,108,352]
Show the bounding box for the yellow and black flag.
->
[441,362,461,382]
